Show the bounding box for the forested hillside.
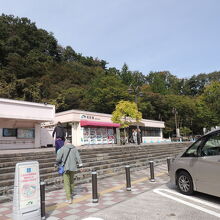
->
[0,14,220,136]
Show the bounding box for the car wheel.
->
[177,171,194,195]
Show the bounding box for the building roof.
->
[0,98,55,122]
[48,109,165,128]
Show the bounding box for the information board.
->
[13,161,41,220]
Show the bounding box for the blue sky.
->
[1,0,220,78]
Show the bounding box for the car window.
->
[200,132,220,157]
[183,139,203,157]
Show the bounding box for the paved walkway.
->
[0,163,169,220]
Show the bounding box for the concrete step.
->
[0,145,184,172]
[0,151,184,184]
[0,144,186,168]
[0,147,183,180]
[0,150,180,189]
[0,142,188,159]
[0,143,190,203]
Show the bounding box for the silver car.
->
[169,129,220,197]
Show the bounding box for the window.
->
[142,127,161,137]
[183,139,203,157]
[17,128,35,139]
[3,128,17,137]
[200,132,220,156]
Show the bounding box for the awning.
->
[80,120,120,128]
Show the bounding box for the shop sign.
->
[80,114,100,120]
[13,161,41,220]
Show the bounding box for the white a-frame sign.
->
[13,161,41,220]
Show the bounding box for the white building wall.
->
[70,122,82,147]
[76,123,82,146]
[0,98,55,150]
[0,120,35,149]
[34,123,41,148]
[40,127,54,147]
[141,119,165,128]
[160,128,163,138]
[72,123,77,146]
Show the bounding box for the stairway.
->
[0,142,190,203]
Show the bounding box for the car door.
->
[194,131,220,197]
[174,138,205,188]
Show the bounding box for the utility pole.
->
[172,108,180,137]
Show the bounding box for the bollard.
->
[167,157,171,173]
[149,161,155,182]
[40,181,46,220]
[125,165,131,191]
[92,171,98,203]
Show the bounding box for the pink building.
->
[0,98,55,149]
[43,109,165,146]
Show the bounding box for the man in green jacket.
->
[56,139,83,203]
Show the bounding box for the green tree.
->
[50,86,85,112]
[112,100,142,142]
[181,74,209,96]
[164,95,196,135]
[82,74,129,113]
[181,72,220,96]
[193,98,218,133]
[180,127,192,137]
[146,71,180,95]
[119,63,145,86]
[201,81,220,123]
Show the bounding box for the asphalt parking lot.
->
[87,183,220,220]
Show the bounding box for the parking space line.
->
[158,189,220,210]
[154,188,220,218]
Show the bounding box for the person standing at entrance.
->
[52,122,66,153]
[132,129,137,144]
[56,139,83,203]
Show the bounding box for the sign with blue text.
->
[13,161,41,220]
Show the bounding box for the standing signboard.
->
[13,161,41,220]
